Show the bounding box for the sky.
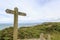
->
[0,0,60,24]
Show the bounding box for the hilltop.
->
[0,22,60,40]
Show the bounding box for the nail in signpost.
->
[5,7,26,40]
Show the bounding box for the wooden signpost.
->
[5,7,26,40]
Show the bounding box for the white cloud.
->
[0,0,60,23]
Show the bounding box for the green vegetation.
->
[0,22,60,40]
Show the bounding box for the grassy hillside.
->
[0,22,60,40]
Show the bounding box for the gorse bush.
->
[0,22,60,40]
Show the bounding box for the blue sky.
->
[0,0,60,24]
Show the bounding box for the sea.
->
[0,23,41,30]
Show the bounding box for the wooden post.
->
[5,7,26,40]
[13,7,18,40]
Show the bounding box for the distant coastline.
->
[0,23,42,30]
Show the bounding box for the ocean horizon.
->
[0,23,42,30]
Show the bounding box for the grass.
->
[51,32,60,40]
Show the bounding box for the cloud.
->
[0,0,60,23]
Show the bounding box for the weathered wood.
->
[6,9,26,16]
[5,7,26,40]
[13,7,18,40]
